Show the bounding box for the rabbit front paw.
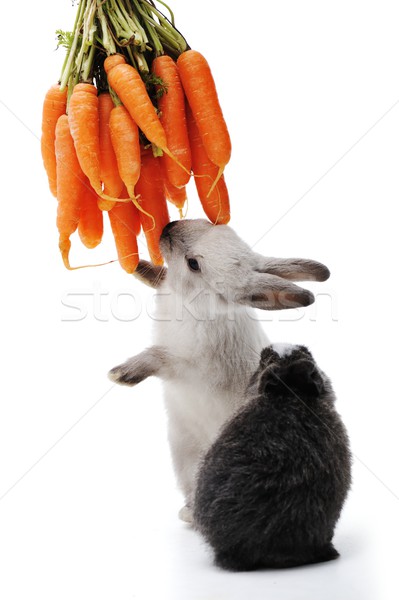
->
[108,359,147,386]
[108,347,168,387]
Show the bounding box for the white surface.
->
[1,1,399,598]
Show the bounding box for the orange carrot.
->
[109,104,141,198]
[55,115,85,268]
[108,187,141,274]
[68,83,103,196]
[98,92,124,210]
[78,178,104,249]
[41,84,68,197]
[152,55,191,188]
[135,150,170,265]
[186,106,230,225]
[104,54,168,152]
[164,179,187,215]
[177,50,231,183]
[160,158,187,216]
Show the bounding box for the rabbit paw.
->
[108,359,148,387]
[108,347,172,387]
[178,505,194,525]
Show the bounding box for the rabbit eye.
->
[187,258,200,272]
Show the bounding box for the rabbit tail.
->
[215,542,339,572]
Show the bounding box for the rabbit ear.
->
[236,272,315,310]
[254,255,330,282]
[260,359,324,399]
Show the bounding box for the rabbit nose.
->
[161,221,179,239]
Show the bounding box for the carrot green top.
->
[58,0,189,107]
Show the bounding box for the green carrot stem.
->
[112,0,144,46]
[149,0,176,26]
[138,3,164,56]
[75,0,97,82]
[133,48,149,73]
[140,0,187,52]
[151,143,163,157]
[148,18,182,52]
[97,0,117,55]
[106,4,132,40]
[119,0,149,48]
[81,39,96,82]
[138,3,184,53]
[109,86,121,106]
[59,0,87,90]
[125,45,138,69]
[130,0,159,53]
[111,0,134,34]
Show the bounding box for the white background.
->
[0,1,398,598]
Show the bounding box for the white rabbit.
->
[109,219,329,523]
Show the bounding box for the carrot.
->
[160,158,187,216]
[55,115,85,268]
[109,104,141,199]
[135,150,170,265]
[177,50,231,187]
[104,54,168,152]
[78,178,104,249]
[152,55,191,188]
[98,92,124,210]
[108,187,141,274]
[41,84,68,197]
[68,83,103,197]
[186,106,230,225]
[164,179,187,216]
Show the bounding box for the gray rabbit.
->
[109,219,330,523]
[193,343,352,571]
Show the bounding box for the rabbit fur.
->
[193,343,352,571]
[109,219,330,523]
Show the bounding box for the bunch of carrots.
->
[41,0,231,273]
